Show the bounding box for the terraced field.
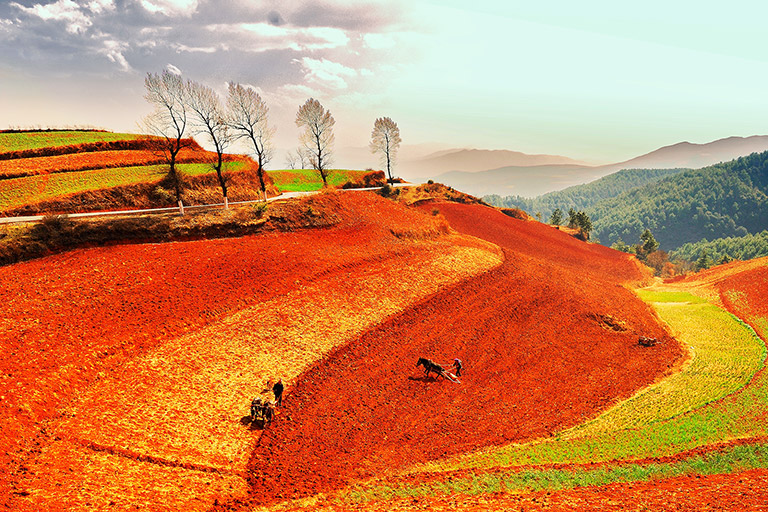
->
[0,162,247,211]
[0,131,144,152]
[0,130,274,215]
[267,169,370,191]
[0,147,213,179]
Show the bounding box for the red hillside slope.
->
[234,202,683,507]
[2,192,493,509]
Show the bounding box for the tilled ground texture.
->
[234,203,684,508]
[1,193,501,510]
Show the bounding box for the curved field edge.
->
[329,286,768,504]
[9,234,504,511]
[561,289,765,436]
[0,161,247,211]
[341,441,768,507]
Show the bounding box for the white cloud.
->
[303,26,350,50]
[173,43,221,53]
[207,23,349,53]
[363,33,395,49]
[165,63,182,75]
[98,39,131,72]
[11,0,92,34]
[87,0,115,14]
[299,57,357,90]
[140,0,198,17]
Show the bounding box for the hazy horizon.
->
[2,0,768,165]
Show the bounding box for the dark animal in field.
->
[638,336,659,347]
[250,397,275,426]
[416,357,445,379]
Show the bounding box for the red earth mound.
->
[0,192,448,505]
[229,203,683,508]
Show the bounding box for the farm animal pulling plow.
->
[416,357,461,383]
[250,397,275,427]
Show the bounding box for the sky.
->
[1,0,768,164]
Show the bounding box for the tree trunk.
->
[216,153,228,209]
[256,157,268,202]
[177,199,185,216]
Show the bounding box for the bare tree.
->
[370,117,402,185]
[285,148,308,169]
[143,70,191,214]
[227,82,274,201]
[285,150,297,170]
[296,98,335,186]
[187,80,234,208]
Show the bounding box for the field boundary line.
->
[67,435,247,478]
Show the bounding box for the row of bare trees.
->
[143,70,274,213]
[143,69,402,214]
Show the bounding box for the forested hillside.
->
[589,152,768,250]
[484,167,687,218]
[670,231,768,264]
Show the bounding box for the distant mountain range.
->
[607,136,768,171]
[401,148,588,177]
[399,135,768,197]
[489,150,768,255]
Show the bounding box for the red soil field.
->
[673,257,768,338]
[0,192,460,507]
[230,202,684,508]
[353,468,768,511]
[0,147,228,179]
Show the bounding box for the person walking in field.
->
[273,378,284,407]
[453,358,463,377]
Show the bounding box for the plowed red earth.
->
[232,203,684,508]
[698,258,768,329]
[0,192,450,505]
[353,468,768,511]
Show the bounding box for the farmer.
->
[453,358,463,377]
[273,378,284,407]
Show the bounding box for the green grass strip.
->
[412,289,767,473]
[267,169,368,192]
[345,442,768,504]
[561,291,765,436]
[0,131,143,152]
[0,162,245,211]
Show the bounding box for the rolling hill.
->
[484,167,688,217]
[609,135,768,170]
[3,182,768,510]
[399,148,588,179]
[424,135,768,197]
[588,151,768,250]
